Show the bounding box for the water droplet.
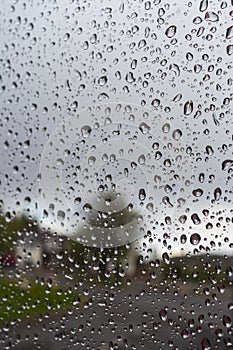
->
[154,175,161,184]
[181,329,189,338]
[180,234,187,244]
[192,188,203,197]
[179,215,187,224]
[57,210,65,221]
[98,76,108,86]
[226,45,233,56]
[88,156,96,166]
[184,100,193,115]
[155,151,162,160]
[172,129,182,141]
[139,189,146,201]
[226,26,233,39]
[162,196,173,208]
[199,0,208,12]
[191,213,201,225]
[159,308,168,321]
[81,125,92,138]
[125,72,136,83]
[162,123,170,133]
[138,154,146,165]
[173,93,182,102]
[194,64,202,73]
[165,25,177,38]
[162,252,170,264]
[83,203,92,213]
[139,122,150,134]
[222,159,233,171]
[201,337,211,350]
[169,63,180,76]
[151,98,161,108]
[63,33,70,42]
[190,233,201,245]
[214,187,222,201]
[223,315,232,328]
[205,11,219,22]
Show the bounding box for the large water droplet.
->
[125,72,136,83]
[162,196,173,208]
[57,210,65,221]
[190,233,201,245]
[191,213,201,225]
[98,76,108,86]
[226,45,233,56]
[165,25,177,38]
[151,98,161,108]
[199,0,208,12]
[159,308,168,321]
[226,26,233,39]
[192,188,203,197]
[172,129,182,141]
[139,122,151,134]
[223,315,232,328]
[81,125,92,138]
[172,93,182,102]
[214,187,222,201]
[184,100,193,115]
[222,159,233,171]
[162,123,170,133]
[139,189,146,201]
[180,234,187,244]
[205,11,219,22]
[201,337,211,350]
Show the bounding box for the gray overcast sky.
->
[0,0,232,255]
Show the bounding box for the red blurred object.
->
[0,253,16,267]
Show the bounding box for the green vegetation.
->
[0,277,83,324]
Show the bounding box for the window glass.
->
[0,1,232,349]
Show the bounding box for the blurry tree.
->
[66,190,140,281]
[0,208,38,256]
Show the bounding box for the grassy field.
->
[0,276,82,324]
